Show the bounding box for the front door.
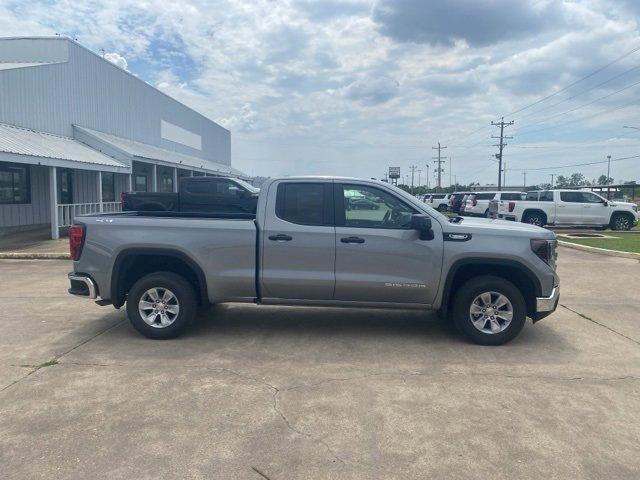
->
[334,183,443,305]
[261,181,336,300]
[557,191,585,224]
[580,191,610,224]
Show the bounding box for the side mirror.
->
[411,214,434,240]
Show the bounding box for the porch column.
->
[127,172,132,192]
[173,167,178,192]
[190,170,194,177]
[152,164,157,192]
[49,166,59,240]
[97,171,103,212]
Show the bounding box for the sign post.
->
[388,167,400,186]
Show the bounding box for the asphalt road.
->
[1,248,639,479]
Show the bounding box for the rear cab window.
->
[275,182,333,225]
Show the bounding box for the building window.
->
[135,175,148,192]
[157,165,174,192]
[193,171,205,177]
[101,172,115,202]
[57,168,74,204]
[0,162,31,204]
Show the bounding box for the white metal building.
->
[0,36,246,238]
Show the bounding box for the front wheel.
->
[523,212,545,227]
[126,272,197,339]
[610,213,633,231]
[452,276,527,346]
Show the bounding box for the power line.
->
[513,77,640,132]
[503,44,640,117]
[516,63,640,122]
[505,153,640,172]
[514,101,640,137]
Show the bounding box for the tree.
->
[597,175,614,185]
[568,173,587,187]
[555,175,569,188]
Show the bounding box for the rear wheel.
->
[484,209,490,218]
[523,211,545,227]
[126,272,197,339]
[452,276,527,346]
[610,213,633,231]
[437,204,448,212]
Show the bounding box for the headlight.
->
[531,239,557,270]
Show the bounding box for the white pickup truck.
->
[494,189,638,230]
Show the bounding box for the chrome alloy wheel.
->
[138,287,180,328]
[469,291,513,334]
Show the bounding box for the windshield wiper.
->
[449,216,464,223]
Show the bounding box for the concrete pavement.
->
[0,248,639,479]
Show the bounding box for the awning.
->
[0,122,129,172]
[74,125,248,179]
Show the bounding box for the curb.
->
[558,240,640,260]
[0,252,70,260]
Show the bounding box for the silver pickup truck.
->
[68,177,559,345]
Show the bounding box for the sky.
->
[2,0,640,187]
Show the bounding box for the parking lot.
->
[1,247,639,479]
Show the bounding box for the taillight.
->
[69,224,86,261]
[508,201,516,212]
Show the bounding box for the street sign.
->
[388,167,400,179]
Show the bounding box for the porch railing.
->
[57,202,122,228]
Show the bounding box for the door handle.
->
[268,234,292,241]
[340,236,365,244]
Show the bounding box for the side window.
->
[502,192,524,200]
[539,191,554,201]
[276,183,328,226]
[341,184,416,229]
[560,192,582,203]
[581,192,604,203]
[477,193,496,200]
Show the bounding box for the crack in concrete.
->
[0,320,124,393]
[560,303,640,346]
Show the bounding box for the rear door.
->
[333,182,443,305]
[261,181,336,300]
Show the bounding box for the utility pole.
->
[431,142,447,191]
[491,117,514,191]
[425,164,430,190]
[409,165,418,195]
[418,169,422,189]
[550,174,554,188]
[503,161,507,188]
[606,155,612,185]
[449,156,453,188]
[523,171,527,189]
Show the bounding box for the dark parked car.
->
[449,192,470,214]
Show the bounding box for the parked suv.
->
[425,193,451,212]
[487,191,528,218]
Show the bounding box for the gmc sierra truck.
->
[68,177,560,346]
[493,189,638,230]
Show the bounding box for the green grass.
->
[560,232,640,253]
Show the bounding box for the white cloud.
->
[103,52,128,71]
[343,75,400,104]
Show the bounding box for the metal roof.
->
[74,125,247,178]
[0,122,128,169]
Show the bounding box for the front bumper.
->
[533,285,559,322]
[68,272,97,299]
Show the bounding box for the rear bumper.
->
[533,285,559,322]
[68,272,97,299]
[497,214,516,221]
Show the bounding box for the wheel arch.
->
[439,258,541,319]
[111,248,209,309]
[609,210,635,225]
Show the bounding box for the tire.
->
[126,271,197,339]
[437,205,447,212]
[484,209,490,218]
[452,275,527,346]
[523,211,545,227]
[610,213,633,231]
